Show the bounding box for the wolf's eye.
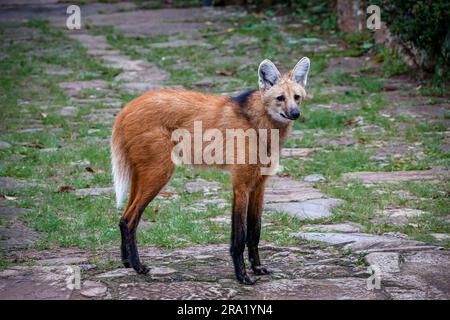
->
[294,94,300,101]
[276,95,285,102]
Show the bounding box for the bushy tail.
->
[111,140,130,209]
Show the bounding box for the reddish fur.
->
[112,87,301,227]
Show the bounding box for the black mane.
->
[231,89,257,108]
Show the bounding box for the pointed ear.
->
[291,57,310,87]
[258,59,281,90]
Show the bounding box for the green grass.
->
[282,147,374,179]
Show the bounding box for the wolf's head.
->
[258,57,310,124]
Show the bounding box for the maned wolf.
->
[111,57,310,284]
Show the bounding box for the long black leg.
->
[230,189,255,285]
[119,217,131,268]
[247,180,271,275]
[128,224,149,274]
[120,216,149,274]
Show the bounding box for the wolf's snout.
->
[289,108,300,120]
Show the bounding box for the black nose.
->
[290,109,300,119]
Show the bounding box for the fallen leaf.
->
[357,137,367,143]
[57,185,76,193]
[345,116,364,126]
[27,142,44,149]
[85,166,96,173]
[159,191,176,198]
[216,68,236,76]
[384,84,398,91]
[40,113,48,119]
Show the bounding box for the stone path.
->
[1,242,448,299]
[342,169,449,183]
[0,178,39,250]
[265,176,342,220]
[66,33,170,95]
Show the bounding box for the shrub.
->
[373,0,450,78]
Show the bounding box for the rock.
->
[293,264,353,279]
[0,266,77,300]
[370,155,387,162]
[372,208,426,226]
[80,280,108,298]
[382,232,409,239]
[59,106,78,117]
[299,37,323,44]
[150,267,177,276]
[96,268,136,278]
[296,232,433,253]
[150,39,211,48]
[367,250,450,299]
[87,129,101,135]
[58,80,109,97]
[82,8,211,37]
[341,169,448,183]
[0,207,30,219]
[370,145,421,161]
[303,174,327,183]
[0,177,33,192]
[281,148,318,158]
[245,278,386,300]
[223,34,258,47]
[16,127,43,133]
[301,222,362,233]
[264,176,324,203]
[193,255,215,260]
[0,141,11,149]
[365,252,401,273]
[319,137,357,146]
[0,220,39,249]
[190,197,228,211]
[431,233,450,242]
[383,103,450,121]
[75,187,114,197]
[266,198,343,220]
[118,281,237,300]
[184,179,220,194]
[72,98,123,108]
[37,256,89,266]
[391,190,417,200]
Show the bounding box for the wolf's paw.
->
[134,264,150,274]
[122,259,131,268]
[252,266,272,275]
[237,273,258,285]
